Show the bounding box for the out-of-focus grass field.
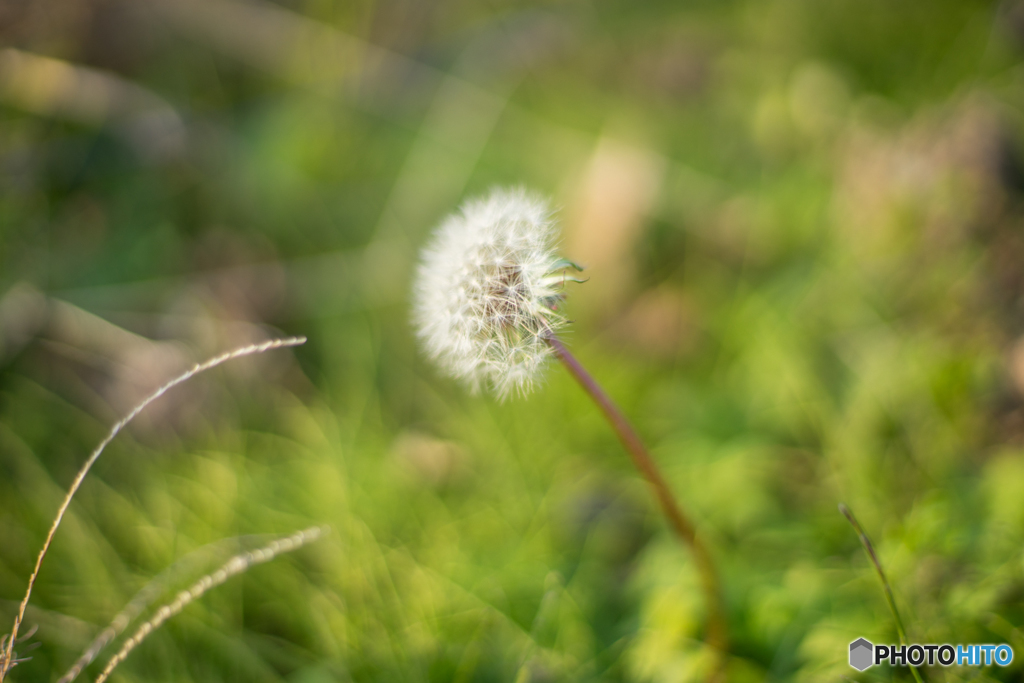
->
[2,0,1024,681]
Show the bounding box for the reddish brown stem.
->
[546,335,728,679]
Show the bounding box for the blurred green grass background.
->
[3,0,1024,680]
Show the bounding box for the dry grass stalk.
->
[0,336,307,681]
[94,526,326,683]
[57,535,271,683]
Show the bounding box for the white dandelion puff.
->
[413,189,729,673]
[412,188,582,398]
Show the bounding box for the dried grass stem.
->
[93,526,325,683]
[0,336,307,680]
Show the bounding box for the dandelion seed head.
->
[413,188,575,398]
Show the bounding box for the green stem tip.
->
[839,503,924,683]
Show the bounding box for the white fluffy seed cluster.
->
[413,188,571,398]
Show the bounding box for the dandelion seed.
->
[412,188,582,398]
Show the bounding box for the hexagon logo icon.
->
[849,638,873,671]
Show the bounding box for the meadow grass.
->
[3,1,1024,681]
[1,339,315,682]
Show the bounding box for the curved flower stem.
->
[545,335,728,681]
